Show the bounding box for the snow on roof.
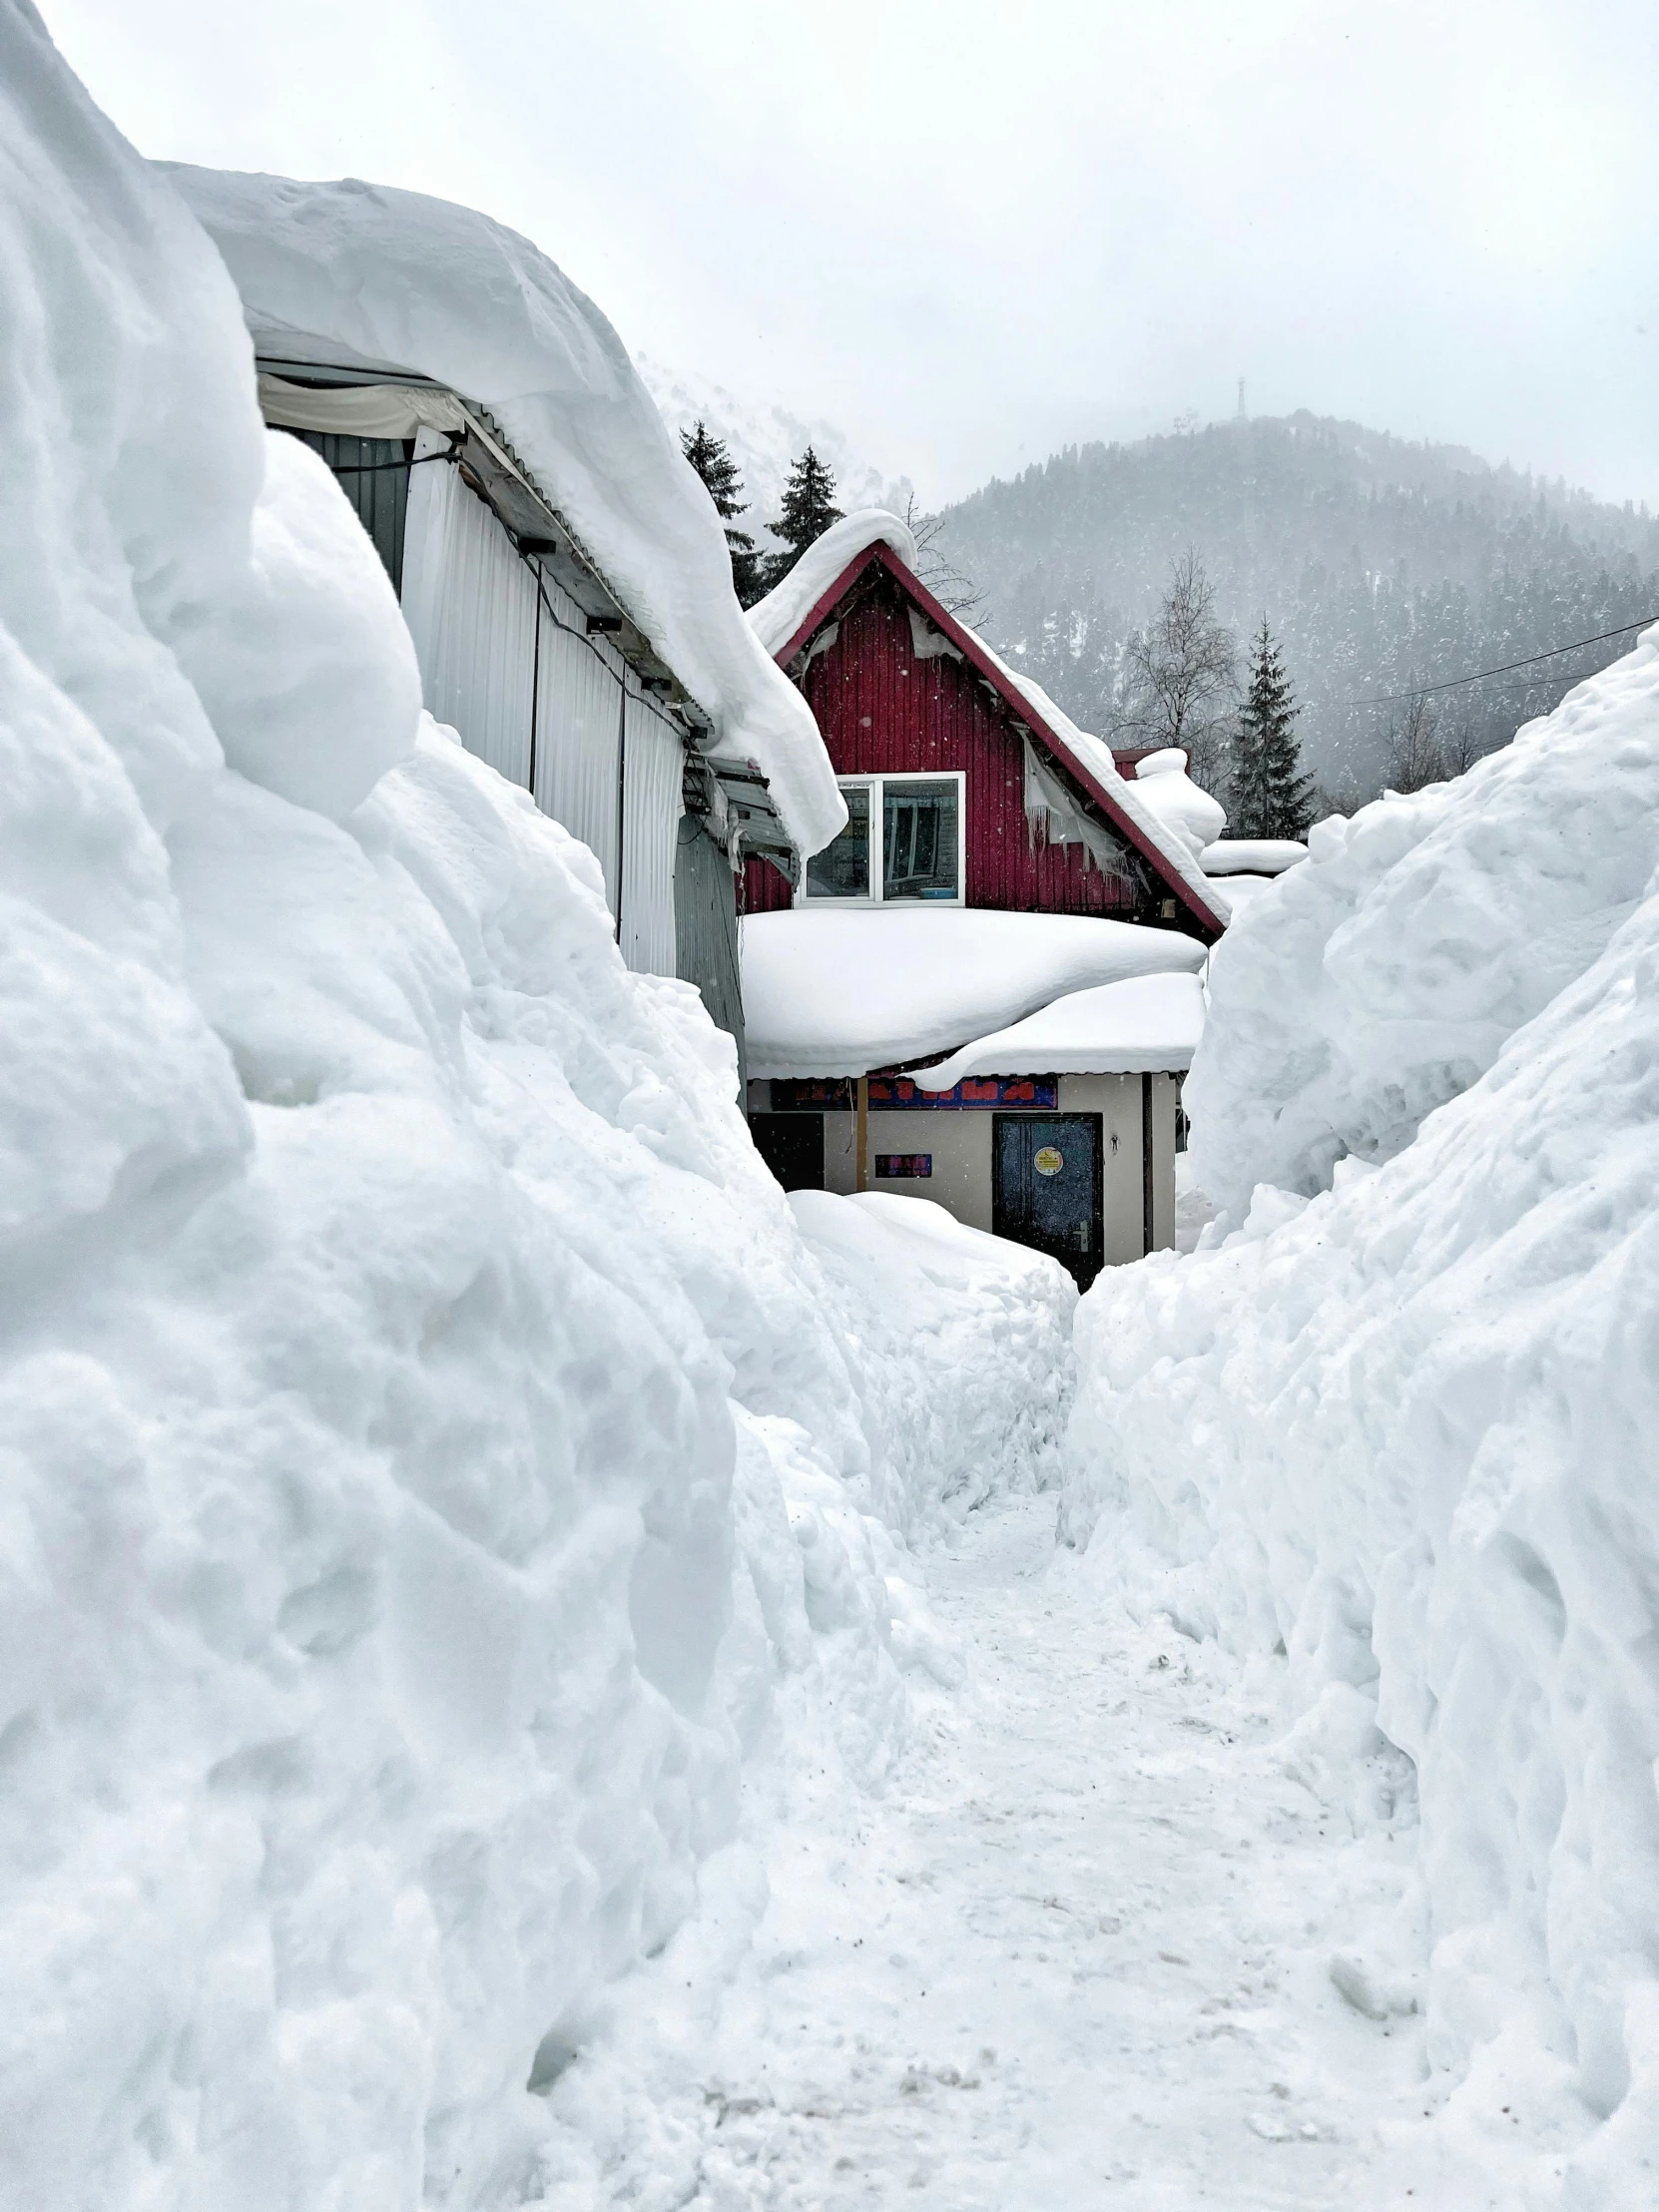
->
[995,678,1228,926]
[741,907,1207,1079]
[164,166,845,857]
[1201,838,1309,876]
[910,970,1206,1086]
[745,513,1228,932]
[1203,873,1273,913]
[748,508,919,659]
[1129,749,1227,857]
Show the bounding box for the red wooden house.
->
[741,522,1226,934]
[738,515,1226,1285]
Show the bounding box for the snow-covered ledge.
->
[747,508,919,660]
[167,164,847,859]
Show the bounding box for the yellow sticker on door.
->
[1033,1144,1065,1178]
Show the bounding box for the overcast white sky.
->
[41,0,1659,510]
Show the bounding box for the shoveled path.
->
[543,1495,1524,2209]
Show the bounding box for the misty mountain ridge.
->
[641,370,1659,800]
[931,410,1659,798]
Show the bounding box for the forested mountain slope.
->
[932,413,1659,797]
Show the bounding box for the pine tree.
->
[761,445,842,590]
[1232,620,1314,838]
[680,420,764,605]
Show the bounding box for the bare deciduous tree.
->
[1307,779,1358,825]
[1178,719,1233,796]
[902,494,986,623]
[1438,713,1485,779]
[1115,551,1239,792]
[1383,696,1447,793]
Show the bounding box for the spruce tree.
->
[1232,619,1314,838]
[761,445,842,590]
[680,420,764,605]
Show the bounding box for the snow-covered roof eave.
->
[1200,837,1310,877]
[907,972,1208,1089]
[163,164,846,859]
[746,517,1230,936]
[740,907,1208,1080]
[968,654,1230,937]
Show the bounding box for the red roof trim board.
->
[770,540,1228,939]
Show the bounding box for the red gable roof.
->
[766,538,1227,939]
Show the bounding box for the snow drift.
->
[0,17,1060,2205]
[166,164,845,858]
[1065,638,1659,2197]
[791,1193,1077,1529]
[1186,628,1659,1217]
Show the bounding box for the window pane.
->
[806,784,870,898]
[883,780,958,899]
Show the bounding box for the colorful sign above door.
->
[767,1075,1060,1113]
[867,1074,1059,1111]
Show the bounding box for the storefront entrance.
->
[991,1114,1104,1288]
[750,1111,825,1192]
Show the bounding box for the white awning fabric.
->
[257,372,467,441]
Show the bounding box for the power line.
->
[1343,612,1658,707]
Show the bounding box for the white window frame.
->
[799,771,967,907]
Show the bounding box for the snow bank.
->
[166,164,845,857]
[790,1193,1077,1528]
[1063,633,1659,2191]
[741,906,1208,1078]
[1064,876,1659,2183]
[1186,630,1659,1215]
[912,969,1206,1086]
[0,24,1022,2201]
[747,507,918,658]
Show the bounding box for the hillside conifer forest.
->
[932,410,1659,800]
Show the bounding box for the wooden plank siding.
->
[743,567,1146,919]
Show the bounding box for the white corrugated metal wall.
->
[402,426,682,975]
[531,600,623,897]
[619,696,682,977]
[401,432,538,789]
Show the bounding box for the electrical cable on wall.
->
[513,544,685,741]
[323,449,458,475]
[513,543,692,951]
